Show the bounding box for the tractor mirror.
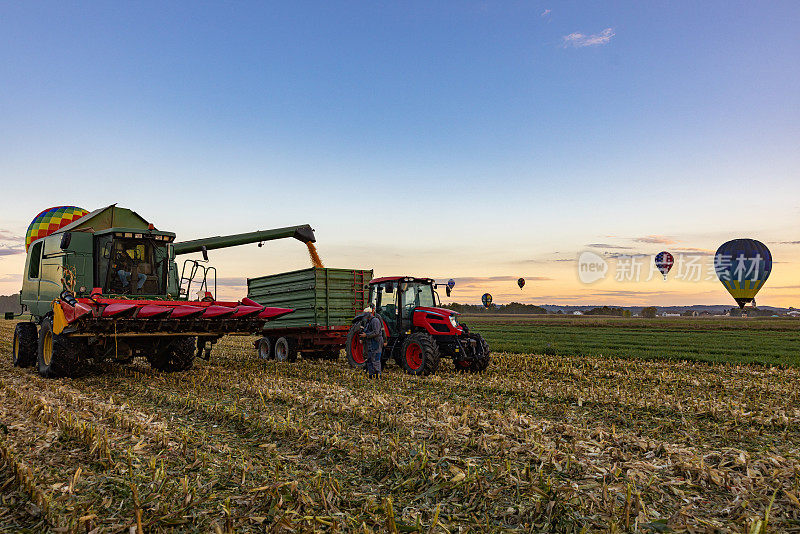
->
[446,287,451,297]
[201,246,209,262]
[4,312,14,320]
[60,232,72,249]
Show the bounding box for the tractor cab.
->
[368,276,450,336]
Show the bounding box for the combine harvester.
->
[11,205,316,377]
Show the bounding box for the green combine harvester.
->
[11,204,315,377]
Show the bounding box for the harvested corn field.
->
[0,320,798,533]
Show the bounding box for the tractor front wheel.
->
[470,333,491,372]
[12,322,38,368]
[37,316,82,378]
[400,332,440,376]
[456,333,490,372]
[345,324,366,369]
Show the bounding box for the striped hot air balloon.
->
[25,206,89,251]
[654,251,674,280]
[714,239,772,308]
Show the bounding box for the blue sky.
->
[1,1,798,306]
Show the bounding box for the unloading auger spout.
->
[173,224,316,255]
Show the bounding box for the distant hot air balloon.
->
[25,206,89,251]
[481,293,493,309]
[654,251,674,280]
[447,279,455,290]
[517,277,525,289]
[714,239,772,308]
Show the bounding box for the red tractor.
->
[345,276,490,375]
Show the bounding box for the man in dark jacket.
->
[360,306,384,378]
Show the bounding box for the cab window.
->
[28,242,42,279]
[369,282,398,333]
[400,282,435,319]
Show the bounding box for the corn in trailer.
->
[12,204,315,377]
[247,267,372,362]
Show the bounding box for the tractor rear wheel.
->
[147,337,196,372]
[274,337,297,363]
[37,316,82,378]
[12,323,38,368]
[345,324,366,369]
[400,332,440,376]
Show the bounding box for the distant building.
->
[573,311,583,315]
[661,312,681,317]
[787,310,800,317]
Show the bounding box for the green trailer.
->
[247,267,372,361]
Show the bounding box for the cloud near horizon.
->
[443,275,552,285]
[0,230,22,242]
[633,235,678,245]
[0,245,24,256]
[562,28,614,48]
[587,243,632,250]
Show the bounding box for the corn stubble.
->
[0,320,798,532]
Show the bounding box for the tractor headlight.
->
[449,315,459,328]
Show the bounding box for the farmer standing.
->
[360,306,384,378]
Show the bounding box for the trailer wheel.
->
[256,337,273,360]
[12,323,38,368]
[147,337,196,372]
[345,324,366,369]
[37,316,82,378]
[400,332,440,376]
[274,337,297,363]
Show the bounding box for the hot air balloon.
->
[517,277,525,289]
[25,206,89,251]
[654,251,674,280]
[447,279,455,290]
[714,239,772,308]
[481,293,493,309]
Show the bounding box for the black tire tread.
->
[13,323,38,368]
[37,317,82,378]
[400,332,441,376]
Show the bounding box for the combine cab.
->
[12,204,315,377]
[345,276,490,375]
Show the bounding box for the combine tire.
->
[147,337,196,372]
[12,323,38,368]
[37,317,82,378]
[345,324,366,369]
[256,337,273,360]
[400,332,440,376]
[274,337,297,363]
